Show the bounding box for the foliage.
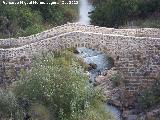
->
[11,51,113,120]
[110,72,121,87]
[16,24,44,37]
[0,89,24,120]
[108,57,114,69]
[90,0,138,27]
[0,0,78,38]
[137,80,160,111]
[137,0,160,18]
[125,17,160,28]
[90,0,160,28]
[29,103,50,120]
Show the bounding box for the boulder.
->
[73,49,79,54]
[127,115,137,120]
[95,75,106,85]
[88,63,97,69]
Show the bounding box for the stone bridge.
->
[0,23,160,97]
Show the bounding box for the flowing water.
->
[77,47,108,81]
[78,0,93,24]
[76,47,121,120]
[78,0,121,119]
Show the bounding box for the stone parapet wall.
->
[0,23,159,48]
[113,28,160,38]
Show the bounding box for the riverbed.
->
[76,47,121,120]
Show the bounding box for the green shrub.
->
[12,51,113,120]
[137,0,160,18]
[108,57,114,69]
[0,89,24,120]
[110,73,121,87]
[90,0,160,28]
[29,103,51,120]
[0,1,78,38]
[128,17,160,28]
[138,80,160,111]
[138,90,156,111]
[63,5,78,23]
[16,24,44,37]
[90,0,138,27]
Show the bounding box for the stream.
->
[76,47,121,120]
[77,0,121,119]
[78,0,93,25]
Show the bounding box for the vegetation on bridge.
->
[138,80,160,112]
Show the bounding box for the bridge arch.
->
[0,23,160,105]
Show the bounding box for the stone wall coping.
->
[0,31,159,52]
[0,24,159,49]
[0,23,159,41]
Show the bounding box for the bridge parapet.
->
[0,23,159,48]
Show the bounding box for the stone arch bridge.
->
[0,23,160,97]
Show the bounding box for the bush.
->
[0,4,44,38]
[29,103,51,120]
[127,17,160,28]
[90,0,160,28]
[90,0,138,27]
[110,73,121,87]
[0,89,24,120]
[137,0,160,18]
[12,51,113,120]
[16,24,44,37]
[108,57,114,69]
[138,80,160,111]
[0,1,78,38]
[63,5,78,23]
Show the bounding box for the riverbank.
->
[75,47,160,120]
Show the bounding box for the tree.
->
[0,0,78,38]
[90,0,136,27]
[90,0,160,27]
